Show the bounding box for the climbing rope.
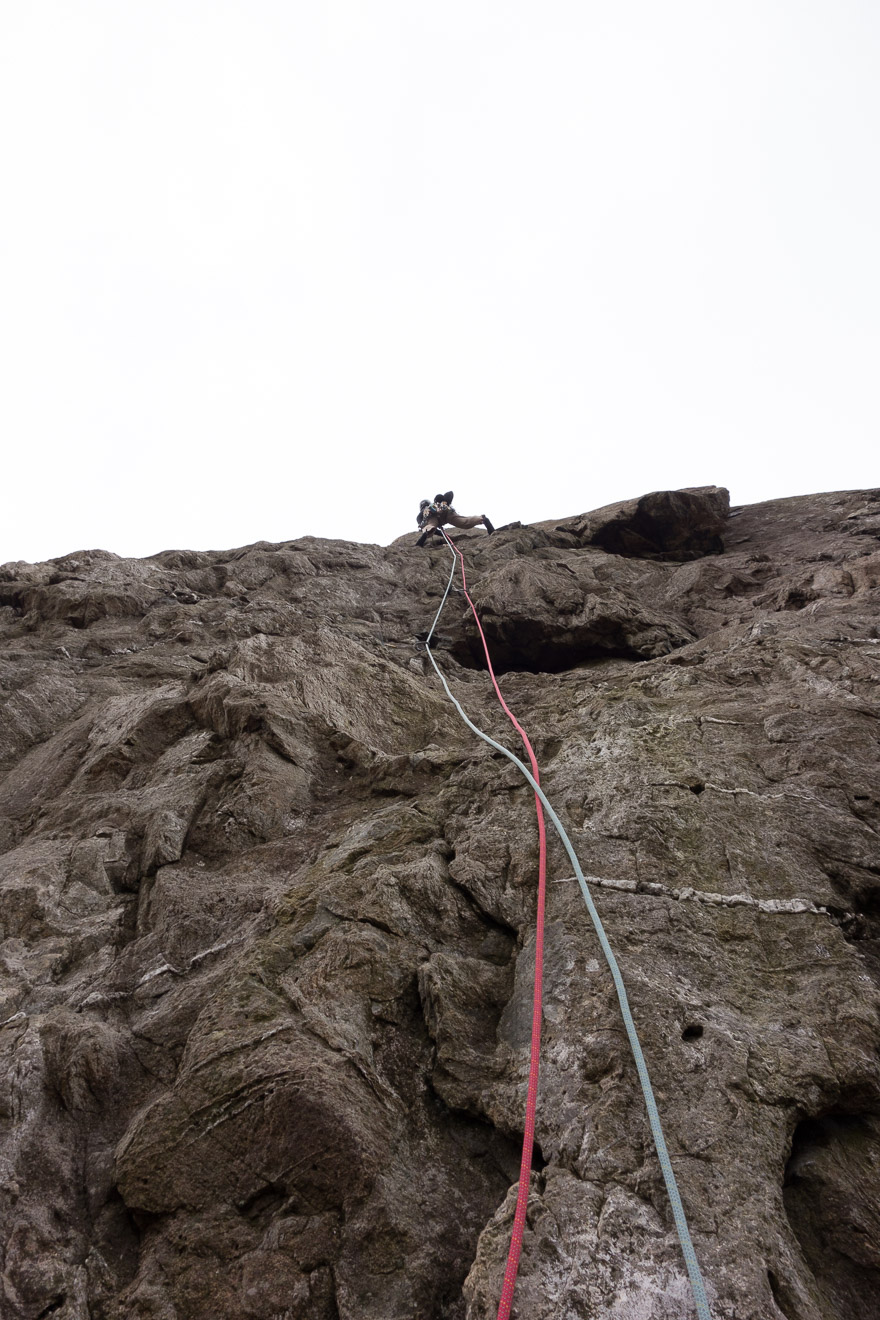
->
[435,530,547,1320]
[424,530,712,1320]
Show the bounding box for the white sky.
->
[1,1,877,564]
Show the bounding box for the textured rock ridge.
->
[1,486,880,1319]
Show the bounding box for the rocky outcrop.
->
[1,486,879,1319]
[567,485,730,560]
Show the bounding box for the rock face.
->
[1,485,879,1320]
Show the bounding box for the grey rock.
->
[0,487,879,1319]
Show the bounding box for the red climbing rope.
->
[439,530,546,1320]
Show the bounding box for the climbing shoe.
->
[483,517,495,534]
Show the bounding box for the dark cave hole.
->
[37,1299,66,1319]
[237,1184,288,1222]
[531,1138,548,1173]
[857,885,880,919]
[689,782,706,795]
[128,1201,166,1234]
[681,1023,704,1041]
[784,1112,869,1181]
[0,585,26,609]
[450,637,649,677]
[779,587,815,611]
[421,615,690,675]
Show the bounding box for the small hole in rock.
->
[689,782,705,795]
[237,1185,286,1222]
[38,1299,66,1319]
[682,1023,704,1040]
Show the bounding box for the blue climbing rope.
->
[424,535,712,1320]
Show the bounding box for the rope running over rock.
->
[424,529,712,1320]
[434,529,547,1320]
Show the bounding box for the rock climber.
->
[415,492,495,547]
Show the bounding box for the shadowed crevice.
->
[783,1110,880,1320]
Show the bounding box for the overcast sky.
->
[1,1,877,564]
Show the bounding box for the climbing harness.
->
[425,528,712,1320]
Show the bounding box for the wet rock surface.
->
[1,485,879,1319]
